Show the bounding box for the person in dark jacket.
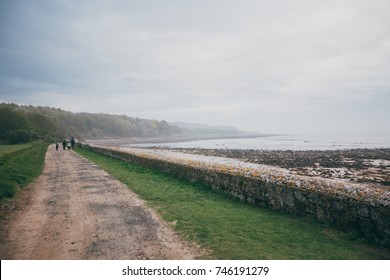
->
[71,137,75,150]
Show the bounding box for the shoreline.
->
[84,137,390,187]
[84,133,271,146]
[147,147,390,188]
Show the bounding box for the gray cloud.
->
[1,0,389,134]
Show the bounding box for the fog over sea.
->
[129,133,390,151]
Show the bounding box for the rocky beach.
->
[133,147,390,188]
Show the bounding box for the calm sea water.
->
[129,133,390,151]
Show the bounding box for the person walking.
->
[62,140,66,150]
[71,137,75,150]
[55,143,59,151]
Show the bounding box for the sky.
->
[1,0,389,134]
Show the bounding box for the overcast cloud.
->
[1,0,389,134]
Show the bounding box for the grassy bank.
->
[76,147,390,259]
[0,142,48,200]
[0,144,32,157]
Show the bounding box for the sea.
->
[128,133,390,151]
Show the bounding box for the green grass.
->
[0,144,32,157]
[0,142,48,200]
[76,147,390,259]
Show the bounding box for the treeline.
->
[0,103,181,144]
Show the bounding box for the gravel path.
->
[0,145,198,260]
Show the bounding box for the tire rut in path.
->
[0,145,198,260]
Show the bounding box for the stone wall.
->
[80,144,390,248]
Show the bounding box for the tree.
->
[8,129,32,144]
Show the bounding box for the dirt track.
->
[0,145,198,260]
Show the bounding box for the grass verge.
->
[0,144,32,157]
[0,142,48,200]
[76,147,390,259]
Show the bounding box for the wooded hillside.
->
[0,103,181,144]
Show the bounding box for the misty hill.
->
[170,121,243,138]
[0,103,246,144]
[170,122,239,131]
[0,103,180,144]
